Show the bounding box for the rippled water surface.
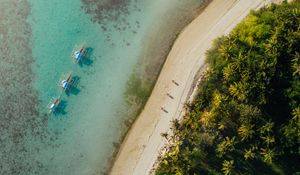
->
[0,0,205,174]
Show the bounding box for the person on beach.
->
[166,93,174,99]
[171,80,179,86]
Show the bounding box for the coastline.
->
[109,0,282,175]
[106,1,211,173]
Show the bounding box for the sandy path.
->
[109,0,281,174]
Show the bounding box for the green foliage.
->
[260,148,276,164]
[216,137,236,157]
[244,146,256,160]
[156,1,300,175]
[222,160,235,175]
[238,124,254,141]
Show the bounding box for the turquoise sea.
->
[0,0,204,174]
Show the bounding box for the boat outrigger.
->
[73,45,87,63]
[47,97,61,113]
[60,73,74,91]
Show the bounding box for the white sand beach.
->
[109,0,282,174]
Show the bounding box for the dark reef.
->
[81,0,140,31]
[0,1,56,174]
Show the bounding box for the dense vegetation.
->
[156,1,300,175]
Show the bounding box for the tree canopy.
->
[156,1,300,174]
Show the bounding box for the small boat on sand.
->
[73,45,87,63]
[60,73,74,91]
[48,97,61,113]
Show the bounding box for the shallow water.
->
[0,0,204,174]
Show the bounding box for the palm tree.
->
[200,110,214,127]
[244,146,256,160]
[217,137,236,157]
[292,52,300,76]
[260,148,275,164]
[228,82,246,101]
[223,64,234,81]
[259,122,274,135]
[283,107,300,146]
[261,135,275,146]
[292,107,300,121]
[171,119,180,131]
[238,124,254,141]
[239,104,260,122]
[212,91,223,108]
[218,44,232,60]
[222,160,234,175]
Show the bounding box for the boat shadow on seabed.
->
[65,75,81,96]
[78,47,94,67]
[53,100,68,116]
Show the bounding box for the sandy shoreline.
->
[109,0,282,174]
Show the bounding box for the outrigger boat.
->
[73,45,87,63]
[60,73,74,91]
[47,97,61,113]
